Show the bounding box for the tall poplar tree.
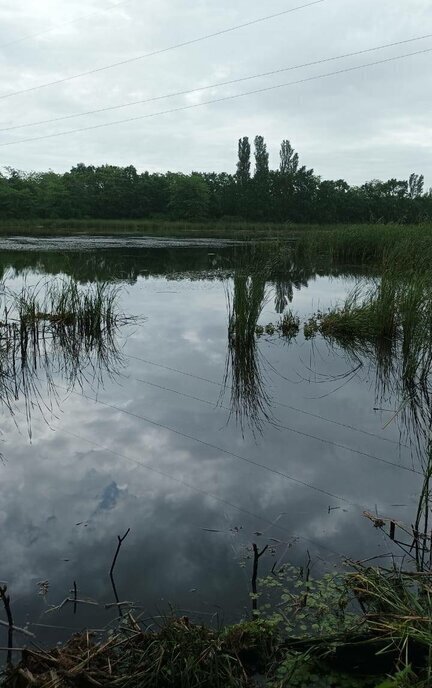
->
[254,136,269,180]
[253,135,270,218]
[236,137,251,187]
[279,140,299,175]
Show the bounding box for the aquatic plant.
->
[256,311,300,340]
[0,278,133,445]
[222,270,273,435]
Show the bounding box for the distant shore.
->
[0,219,431,239]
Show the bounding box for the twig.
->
[0,585,14,665]
[73,581,77,615]
[44,598,99,614]
[251,543,268,614]
[0,620,35,638]
[104,601,135,610]
[109,528,130,618]
[302,550,312,609]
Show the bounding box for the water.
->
[0,238,421,648]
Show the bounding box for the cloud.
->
[0,0,430,185]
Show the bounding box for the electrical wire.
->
[54,382,368,507]
[0,0,133,50]
[2,46,431,147]
[0,1,324,100]
[127,354,405,448]
[60,427,347,559]
[1,32,431,132]
[133,376,419,475]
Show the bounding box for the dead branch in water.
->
[110,528,131,618]
[251,543,268,614]
[0,584,14,666]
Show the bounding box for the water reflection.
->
[0,238,427,650]
[0,278,129,448]
[222,271,272,435]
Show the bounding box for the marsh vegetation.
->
[0,278,132,447]
[1,230,432,686]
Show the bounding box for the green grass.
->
[293,224,432,266]
[0,613,390,688]
[0,278,130,445]
[256,311,300,339]
[4,567,431,688]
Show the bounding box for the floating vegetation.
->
[256,311,300,340]
[4,562,432,687]
[257,558,432,687]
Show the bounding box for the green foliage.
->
[168,173,210,220]
[259,564,358,639]
[0,138,430,223]
[256,311,300,339]
[269,651,380,688]
[236,136,251,187]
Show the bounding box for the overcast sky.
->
[0,0,431,185]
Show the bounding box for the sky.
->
[0,0,431,185]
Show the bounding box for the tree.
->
[236,137,251,187]
[168,173,209,220]
[252,136,270,219]
[253,135,269,180]
[409,173,424,199]
[279,140,299,175]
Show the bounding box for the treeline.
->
[0,136,430,223]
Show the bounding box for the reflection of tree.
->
[273,281,294,314]
[0,245,372,288]
[326,327,432,458]
[221,271,273,435]
[0,280,128,449]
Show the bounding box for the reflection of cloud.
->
[95,481,126,512]
[0,270,421,650]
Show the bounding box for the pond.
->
[0,237,422,648]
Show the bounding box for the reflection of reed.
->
[0,279,132,446]
[222,272,273,435]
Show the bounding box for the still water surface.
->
[0,238,420,646]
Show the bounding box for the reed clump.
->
[2,617,274,688]
[256,311,300,340]
[14,279,120,334]
[294,225,432,268]
[0,278,131,445]
[5,565,432,687]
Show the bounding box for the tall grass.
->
[223,270,273,435]
[294,225,432,267]
[0,278,131,444]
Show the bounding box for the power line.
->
[0,1,324,101]
[54,383,364,507]
[0,0,133,50]
[1,33,431,132]
[127,354,405,448]
[134,376,419,475]
[60,427,346,559]
[2,46,431,147]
